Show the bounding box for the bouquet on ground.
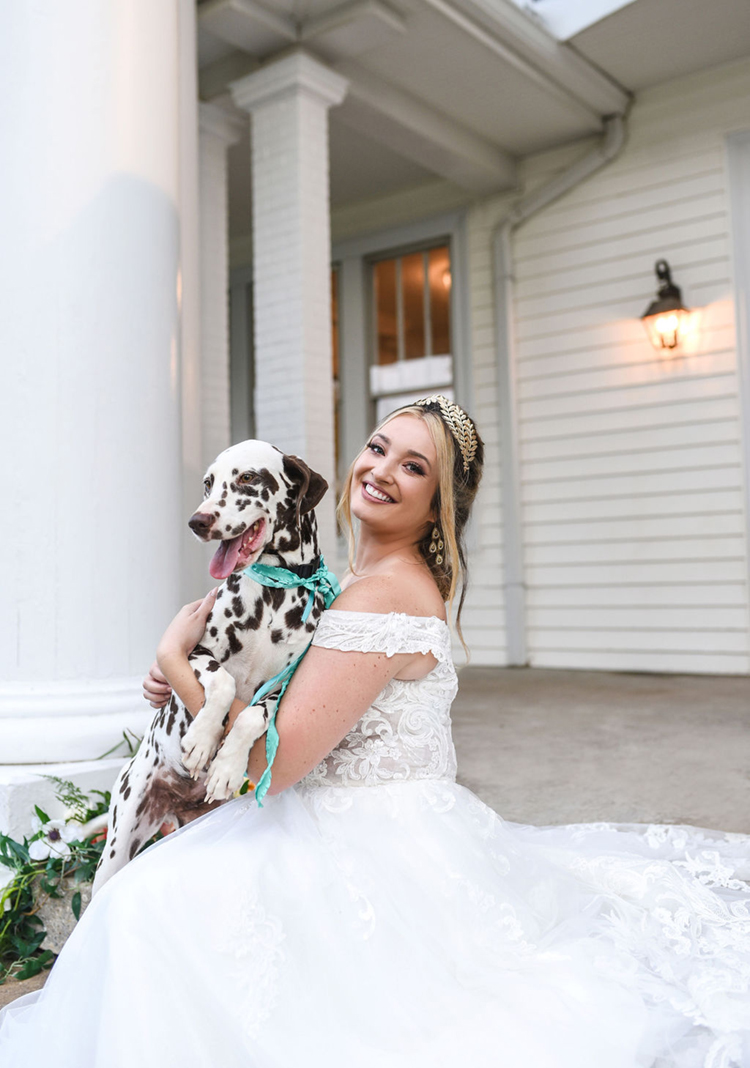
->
[0,778,110,983]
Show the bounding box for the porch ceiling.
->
[566,0,750,91]
[198,0,750,235]
[226,115,439,238]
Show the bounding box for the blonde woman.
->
[1,396,749,1068]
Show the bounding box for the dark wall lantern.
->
[641,259,690,352]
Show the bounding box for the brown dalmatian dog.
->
[92,440,329,893]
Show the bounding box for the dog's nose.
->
[188,512,216,537]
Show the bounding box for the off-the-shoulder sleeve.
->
[311,610,452,665]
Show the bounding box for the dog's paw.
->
[204,751,247,803]
[181,721,223,777]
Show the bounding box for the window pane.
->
[374,258,398,365]
[402,252,425,360]
[428,246,451,356]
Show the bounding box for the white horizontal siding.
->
[526,561,747,586]
[528,605,749,630]
[463,57,750,673]
[525,488,743,523]
[523,416,739,461]
[523,465,743,503]
[517,214,729,280]
[525,511,746,543]
[533,650,748,674]
[519,396,740,442]
[528,583,747,607]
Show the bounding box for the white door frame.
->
[332,210,473,482]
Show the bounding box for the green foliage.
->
[39,776,110,825]
[0,780,111,985]
[96,728,142,761]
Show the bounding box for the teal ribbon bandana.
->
[240,557,341,806]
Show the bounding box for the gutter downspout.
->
[493,114,626,665]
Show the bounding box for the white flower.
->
[28,816,78,861]
[0,863,16,912]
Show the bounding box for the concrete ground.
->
[452,666,750,834]
[3,665,748,1009]
[0,970,46,1009]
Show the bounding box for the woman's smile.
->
[361,480,396,504]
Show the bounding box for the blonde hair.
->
[337,402,484,654]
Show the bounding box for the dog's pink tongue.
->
[209,534,243,580]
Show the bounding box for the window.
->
[370,242,454,424]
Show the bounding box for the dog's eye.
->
[203,477,213,494]
[238,472,256,484]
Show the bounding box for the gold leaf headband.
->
[414,394,478,473]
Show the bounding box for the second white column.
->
[231,52,349,556]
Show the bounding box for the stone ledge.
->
[0,759,125,841]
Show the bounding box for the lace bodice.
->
[299,610,458,788]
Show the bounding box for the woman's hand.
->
[143,661,172,708]
[156,589,219,669]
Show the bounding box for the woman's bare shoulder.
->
[333,565,446,621]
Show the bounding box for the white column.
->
[0,1,190,780]
[230,52,349,556]
[178,1,209,605]
[199,103,245,469]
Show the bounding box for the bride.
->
[1,396,749,1068]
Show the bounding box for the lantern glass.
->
[642,309,689,350]
[641,259,690,354]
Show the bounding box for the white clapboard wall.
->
[462,58,750,674]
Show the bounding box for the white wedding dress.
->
[1,610,749,1068]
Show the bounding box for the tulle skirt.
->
[1,778,749,1068]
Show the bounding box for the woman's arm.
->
[155,574,438,796]
[244,641,416,795]
[245,573,441,795]
[155,588,219,714]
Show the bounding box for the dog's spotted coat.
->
[93,441,329,892]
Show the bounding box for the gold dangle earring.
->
[429,525,444,566]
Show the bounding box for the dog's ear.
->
[282,455,328,519]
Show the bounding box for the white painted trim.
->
[230,49,349,112]
[493,223,526,662]
[726,128,750,657]
[199,0,297,50]
[333,210,474,470]
[453,0,629,113]
[301,0,407,49]
[336,256,369,482]
[419,0,607,126]
[451,212,474,418]
[198,100,245,144]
